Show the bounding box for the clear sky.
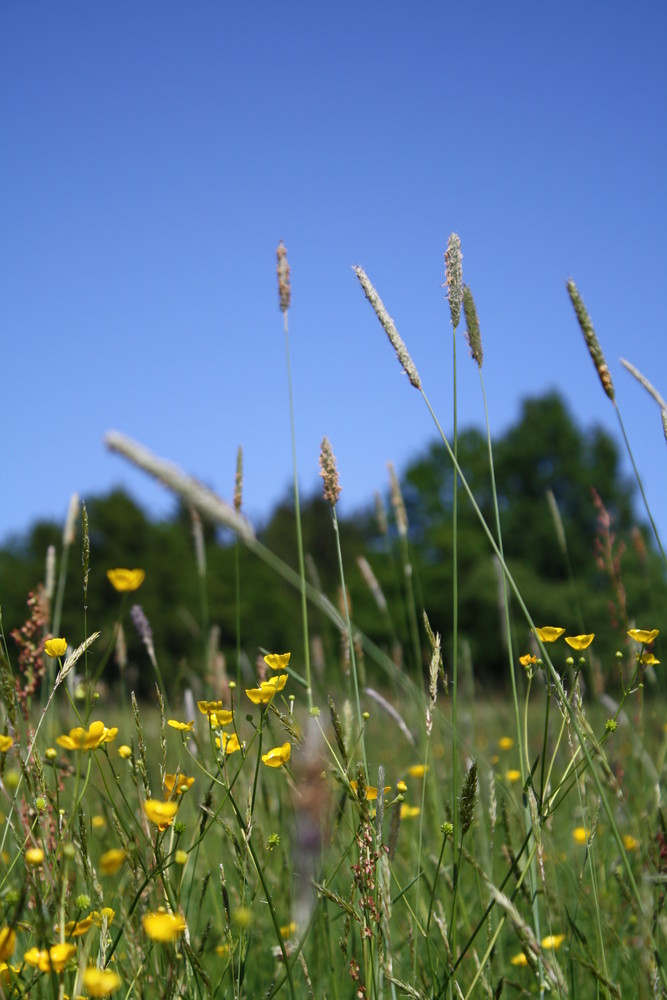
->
[3,2,666,551]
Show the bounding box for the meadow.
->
[0,238,665,998]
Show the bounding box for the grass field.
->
[0,240,664,998]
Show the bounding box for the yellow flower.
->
[400,804,420,819]
[350,781,391,800]
[143,799,178,831]
[142,909,187,942]
[44,637,67,658]
[82,966,122,997]
[25,847,44,866]
[261,743,291,768]
[498,737,514,751]
[519,653,537,667]
[0,928,15,961]
[0,736,14,754]
[24,942,76,972]
[505,770,521,783]
[407,764,428,778]
[396,780,408,792]
[92,815,107,831]
[216,732,241,755]
[573,826,589,845]
[264,652,291,671]
[197,700,224,717]
[627,628,659,644]
[56,721,118,751]
[541,933,565,949]
[623,834,639,851]
[90,908,115,927]
[163,773,195,797]
[209,710,234,728]
[175,850,188,865]
[510,951,528,966]
[246,674,288,704]
[216,942,231,957]
[639,652,660,666]
[106,568,145,592]
[534,627,565,643]
[280,921,297,938]
[99,849,126,876]
[118,745,132,759]
[65,915,93,937]
[167,719,194,732]
[564,634,595,650]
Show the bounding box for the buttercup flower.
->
[627,628,659,644]
[92,815,107,831]
[216,732,241,755]
[510,952,529,966]
[44,637,68,658]
[639,652,660,666]
[0,928,15,961]
[264,652,291,672]
[350,781,391,800]
[24,942,76,972]
[0,736,14,753]
[118,745,132,759]
[407,764,429,778]
[541,934,565,950]
[573,826,589,845]
[623,834,639,851]
[142,909,187,942]
[565,634,595,650]
[56,721,118,751]
[519,653,537,667]
[396,780,407,793]
[498,737,514,751]
[246,674,288,705]
[534,627,565,643]
[90,907,115,927]
[99,849,126,876]
[400,804,420,819]
[143,799,178,831]
[106,568,145,592]
[167,719,194,732]
[505,770,521,783]
[261,743,291,768]
[65,915,93,937]
[82,966,122,996]
[25,848,44,866]
[163,773,195,797]
[209,711,234,728]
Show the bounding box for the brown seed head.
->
[444,233,463,329]
[277,241,291,313]
[462,285,483,367]
[234,445,243,513]
[319,436,341,505]
[566,279,615,401]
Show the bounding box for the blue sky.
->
[3,2,666,552]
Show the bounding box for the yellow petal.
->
[167,719,194,732]
[44,637,68,658]
[564,634,595,650]
[82,966,122,996]
[534,627,565,643]
[142,910,186,942]
[627,628,659,644]
[106,568,145,592]
[261,743,291,767]
[0,736,14,754]
[143,799,178,830]
[263,652,291,671]
[99,848,127,875]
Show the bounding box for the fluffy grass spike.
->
[566,279,615,400]
[353,265,422,389]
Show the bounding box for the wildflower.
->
[541,934,565,950]
[163,773,195,797]
[82,966,122,996]
[216,732,241,755]
[118,745,132,759]
[407,764,429,778]
[510,952,529,966]
[106,568,145,592]
[623,834,639,851]
[99,849,126,876]
[564,634,595,650]
[216,942,231,957]
[0,928,15,961]
[142,909,187,942]
[167,719,194,732]
[534,627,565,643]
[25,847,44,866]
[44,637,67,658]
[246,674,288,704]
[0,736,13,753]
[92,815,107,831]
[627,628,659,644]
[24,942,76,972]
[209,711,234,728]
[280,921,297,938]
[90,908,115,926]
[261,743,291,768]
[56,721,118,751]
[639,652,660,666]
[573,826,589,845]
[350,781,391,800]
[175,850,188,865]
[264,652,291,672]
[143,799,178,831]
[400,804,420,819]
[65,915,93,937]
[396,780,408,793]
[498,737,514,751]
[519,653,537,667]
[505,770,521,783]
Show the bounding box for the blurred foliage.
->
[0,392,663,696]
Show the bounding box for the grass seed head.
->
[566,279,615,400]
[462,285,483,367]
[277,240,291,312]
[319,437,341,506]
[353,265,422,389]
[444,233,463,329]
